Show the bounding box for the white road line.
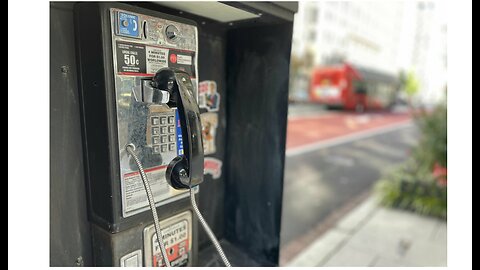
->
[286,120,413,157]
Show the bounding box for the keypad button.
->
[152,127,159,135]
[160,117,167,124]
[168,116,175,124]
[168,125,175,133]
[152,136,160,144]
[169,134,175,142]
[161,144,168,152]
[153,145,160,153]
[151,117,159,125]
[160,126,167,134]
[169,143,175,151]
[161,135,167,143]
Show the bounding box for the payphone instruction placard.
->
[122,166,197,216]
[145,46,168,74]
[144,211,193,267]
[151,220,189,266]
[123,166,167,213]
[116,42,147,73]
[116,41,196,76]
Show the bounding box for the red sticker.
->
[170,54,177,63]
[204,158,222,179]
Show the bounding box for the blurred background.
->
[280,1,447,267]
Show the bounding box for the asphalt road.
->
[280,124,419,249]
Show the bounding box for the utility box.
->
[50,1,297,266]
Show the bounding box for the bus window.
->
[354,81,367,94]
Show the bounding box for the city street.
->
[280,104,418,264]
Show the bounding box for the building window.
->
[325,11,334,22]
[418,2,425,10]
[309,30,317,41]
[306,8,318,24]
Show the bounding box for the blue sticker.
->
[118,12,139,38]
[175,110,184,156]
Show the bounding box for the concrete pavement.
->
[286,196,447,267]
[280,108,418,264]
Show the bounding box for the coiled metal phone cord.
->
[190,188,231,267]
[125,144,171,267]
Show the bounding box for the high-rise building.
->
[409,2,447,103]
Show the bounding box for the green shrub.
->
[376,163,447,219]
[376,103,447,219]
[412,104,447,171]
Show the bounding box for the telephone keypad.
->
[161,145,168,153]
[149,112,177,156]
[160,117,167,125]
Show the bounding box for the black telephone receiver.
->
[152,68,204,190]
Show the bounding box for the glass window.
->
[306,8,318,24]
[309,30,316,41]
[354,80,367,94]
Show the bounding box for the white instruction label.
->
[123,166,169,214]
[146,46,169,74]
[177,54,192,65]
[151,220,190,267]
[144,212,192,267]
[152,220,189,251]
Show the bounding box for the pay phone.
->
[75,3,228,266]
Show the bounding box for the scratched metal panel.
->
[50,2,92,266]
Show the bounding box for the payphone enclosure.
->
[51,1,296,266]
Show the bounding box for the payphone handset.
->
[152,69,204,189]
[128,68,203,189]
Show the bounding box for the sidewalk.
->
[286,196,447,267]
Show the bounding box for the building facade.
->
[291,1,447,104]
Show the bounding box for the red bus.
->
[309,63,398,111]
